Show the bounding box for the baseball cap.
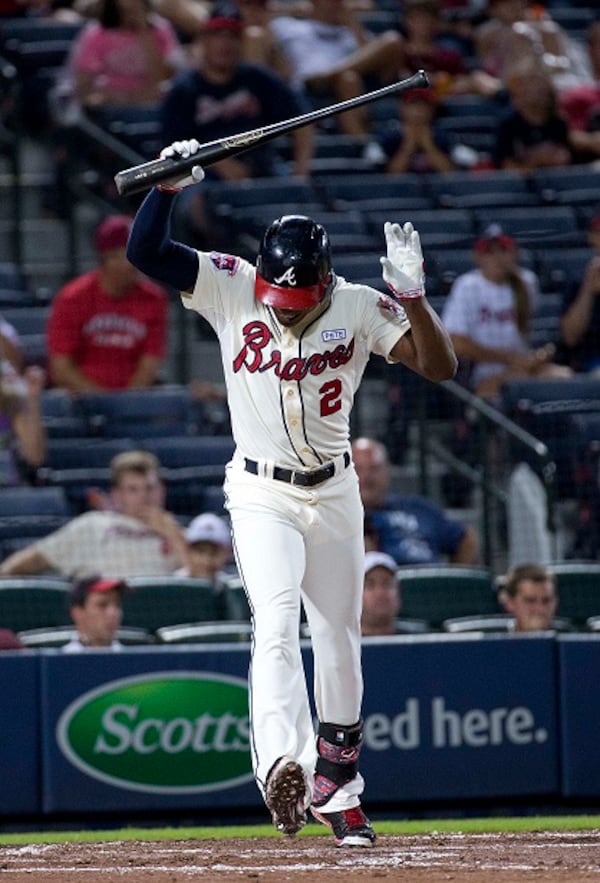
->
[69,575,128,607]
[94,215,133,254]
[185,513,231,547]
[364,551,398,576]
[474,224,516,254]
[203,2,243,32]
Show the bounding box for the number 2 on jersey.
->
[319,379,342,416]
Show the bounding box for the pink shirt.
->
[71,17,180,96]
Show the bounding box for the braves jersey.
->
[442,267,540,389]
[182,252,410,468]
[35,511,180,578]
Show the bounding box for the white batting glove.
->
[380,221,425,300]
[157,139,205,191]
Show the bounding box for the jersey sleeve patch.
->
[209,252,240,276]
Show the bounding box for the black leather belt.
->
[244,451,350,487]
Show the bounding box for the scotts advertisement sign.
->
[56,671,253,793]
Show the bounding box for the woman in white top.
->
[442,228,572,399]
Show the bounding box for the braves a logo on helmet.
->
[210,252,239,276]
[273,267,297,286]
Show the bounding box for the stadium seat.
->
[75,387,196,438]
[364,207,475,249]
[395,566,498,627]
[219,575,251,621]
[501,377,600,497]
[472,205,581,247]
[17,625,155,648]
[0,577,71,632]
[442,614,573,633]
[426,169,539,209]
[208,177,321,211]
[122,577,226,632]
[531,165,600,208]
[1,305,49,336]
[549,563,600,626]
[40,389,88,439]
[318,172,431,213]
[534,246,593,293]
[0,486,71,542]
[155,620,253,644]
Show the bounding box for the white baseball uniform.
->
[182,251,410,809]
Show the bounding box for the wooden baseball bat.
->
[114,70,429,197]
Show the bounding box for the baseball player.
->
[126,139,457,847]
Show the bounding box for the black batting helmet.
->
[255,215,332,309]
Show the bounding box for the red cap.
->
[70,576,128,606]
[474,225,516,254]
[94,215,133,254]
[203,3,243,31]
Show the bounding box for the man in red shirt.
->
[47,215,168,392]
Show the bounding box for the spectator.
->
[441,226,572,398]
[238,0,292,79]
[373,87,455,174]
[361,550,402,636]
[492,63,574,171]
[475,0,591,95]
[47,214,168,393]
[0,450,190,578]
[0,338,46,486]
[559,21,600,135]
[496,562,559,632]
[399,0,501,100]
[65,0,185,117]
[62,573,128,652]
[161,2,313,181]
[74,0,210,41]
[269,0,402,136]
[176,511,233,579]
[159,1,313,247]
[352,437,480,565]
[560,214,600,375]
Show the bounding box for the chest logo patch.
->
[322,329,346,342]
[274,267,297,286]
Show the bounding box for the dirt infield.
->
[1,830,599,881]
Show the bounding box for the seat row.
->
[1,566,599,644]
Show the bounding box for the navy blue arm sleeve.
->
[126,188,199,292]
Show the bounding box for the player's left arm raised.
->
[382,222,457,382]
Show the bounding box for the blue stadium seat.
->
[364,207,475,248]
[426,169,539,209]
[473,205,581,247]
[501,377,600,497]
[75,387,196,438]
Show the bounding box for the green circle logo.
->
[56,671,253,793]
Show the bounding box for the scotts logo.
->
[56,672,253,793]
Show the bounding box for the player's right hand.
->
[157,139,205,191]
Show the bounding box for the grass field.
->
[1,814,599,846]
